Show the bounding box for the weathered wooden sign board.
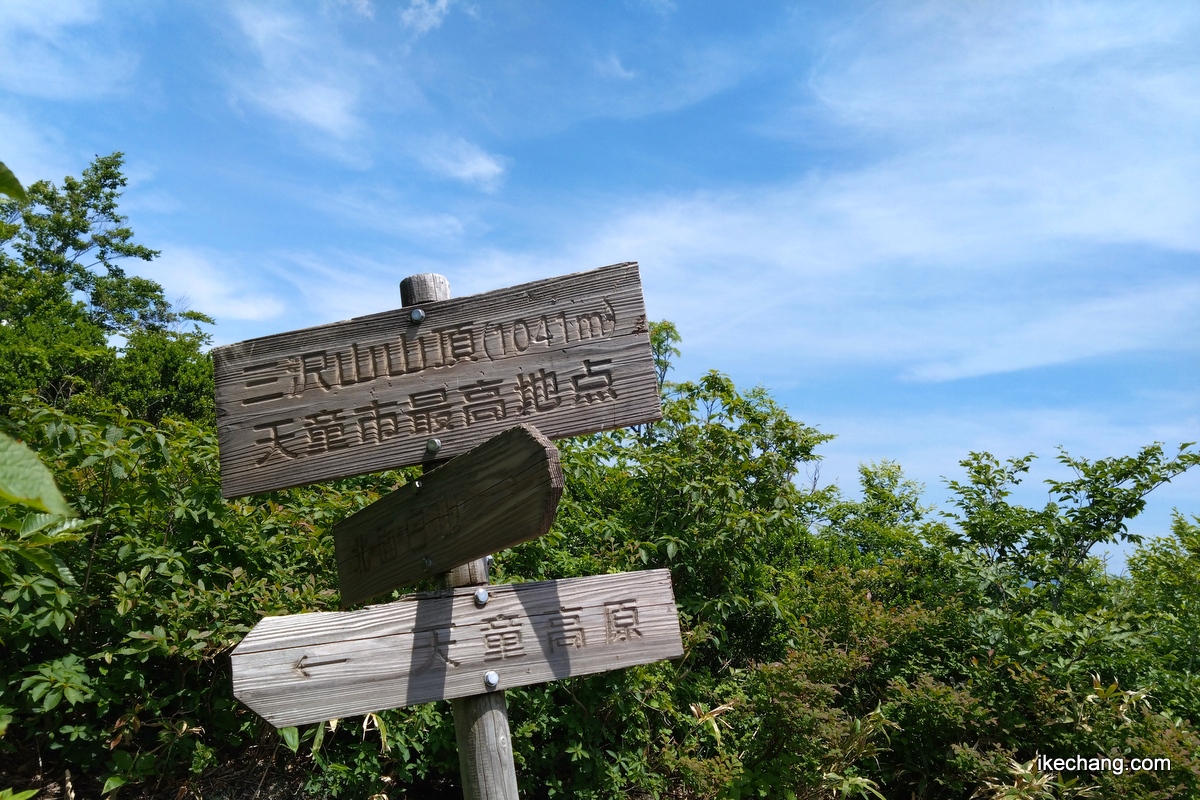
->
[231,569,682,728]
[334,424,563,607]
[213,262,660,497]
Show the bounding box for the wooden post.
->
[401,273,521,800]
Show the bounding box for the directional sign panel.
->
[231,569,682,728]
[213,262,660,497]
[334,424,563,607]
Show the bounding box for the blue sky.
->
[4,1,1198,566]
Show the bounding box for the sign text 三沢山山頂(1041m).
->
[212,262,660,497]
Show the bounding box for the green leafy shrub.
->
[4,167,1200,797]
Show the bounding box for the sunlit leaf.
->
[0,433,74,517]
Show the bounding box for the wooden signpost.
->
[232,569,682,727]
[212,262,659,498]
[333,423,563,607]
[220,264,677,800]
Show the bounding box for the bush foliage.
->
[2,156,1199,799]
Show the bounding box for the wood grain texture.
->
[231,569,682,728]
[213,262,660,497]
[334,424,563,607]
[400,273,451,306]
[452,692,520,800]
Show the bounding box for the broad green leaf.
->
[0,434,74,517]
[0,789,40,800]
[102,775,128,795]
[19,514,60,537]
[25,516,91,539]
[42,689,63,711]
[112,750,134,771]
[280,725,300,752]
[15,548,57,576]
[0,160,26,203]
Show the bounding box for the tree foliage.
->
[3,364,1196,798]
[0,153,213,422]
[1,156,1198,799]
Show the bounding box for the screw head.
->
[409,308,426,323]
[484,670,499,689]
[473,587,489,606]
[425,438,441,454]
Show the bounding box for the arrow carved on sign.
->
[292,655,350,678]
[232,569,683,728]
[333,423,563,607]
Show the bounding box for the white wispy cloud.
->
[337,0,374,19]
[469,1,1200,385]
[320,185,470,241]
[152,247,286,324]
[0,107,73,187]
[633,0,676,16]
[596,53,637,81]
[262,251,407,323]
[0,0,135,99]
[405,15,771,137]
[415,137,507,190]
[907,282,1200,382]
[596,41,761,122]
[547,166,1199,384]
[401,0,453,35]
[228,5,366,140]
[807,3,1192,137]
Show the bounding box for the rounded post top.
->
[400,273,451,306]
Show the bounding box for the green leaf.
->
[15,548,58,576]
[33,517,92,538]
[111,750,134,771]
[53,555,79,586]
[0,160,26,203]
[102,774,128,794]
[279,725,300,753]
[373,713,390,754]
[42,689,63,711]
[19,513,59,536]
[0,434,74,517]
[0,789,40,800]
